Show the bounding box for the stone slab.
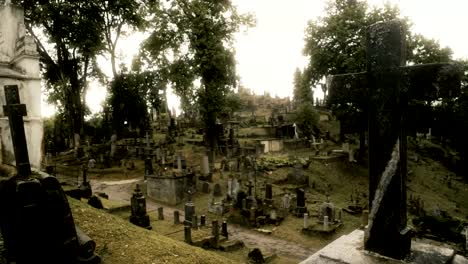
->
[300,229,456,264]
[452,255,468,264]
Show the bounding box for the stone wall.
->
[147,175,186,205]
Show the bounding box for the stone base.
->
[295,206,307,217]
[302,222,343,236]
[130,215,152,230]
[300,229,465,264]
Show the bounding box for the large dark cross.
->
[3,85,31,177]
[327,20,461,259]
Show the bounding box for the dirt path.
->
[91,179,316,261]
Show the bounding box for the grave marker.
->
[3,85,31,177]
[0,85,100,263]
[327,20,461,259]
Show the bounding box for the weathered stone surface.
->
[0,3,43,169]
[328,20,461,260]
[452,255,468,264]
[300,229,456,264]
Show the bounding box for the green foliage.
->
[293,68,313,108]
[223,91,244,118]
[141,0,254,148]
[293,102,319,139]
[302,0,454,140]
[15,0,107,139]
[303,0,452,86]
[108,68,163,135]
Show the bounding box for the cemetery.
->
[1,0,468,264]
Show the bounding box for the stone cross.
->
[3,85,31,177]
[327,20,461,259]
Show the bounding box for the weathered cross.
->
[327,20,461,259]
[3,85,31,177]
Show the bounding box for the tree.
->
[293,102,319,140]
[223,91,243,119]
[99,0,146,77]
[302,0,453,157]
[141,0,253,151]
[108,67,164,136]
[293,68,313,108]
[16,0,106,145]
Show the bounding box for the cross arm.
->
[3,104,27,116]
[326,72,367,107]
[402,63,462,100]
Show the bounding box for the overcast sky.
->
[234,0,468,100]
[42,0,468,117]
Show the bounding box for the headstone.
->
[304,213,309,229]
[324,215,329,230]
[184,190,195,225]
[2,86,31,177]
[130,184,151,229]
[110,134,117,158]
[202,181,210,194]
[174,210,180,224]
[201,155,209,175]
[213,183,222,197]
[295,188,307,217]
[184,226,192,244]
[222,221,228,239]
[177,152,182,171]
[157,207,164,220]
[248,248,265,264]
[281,193,291,211]
[0,85,98,263]
[145,156,153,176]
[328,20,461,259]
[211,220,219,248]
[200,215,206,227]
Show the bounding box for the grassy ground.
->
[59,134,468,263]
[69,198,240,264]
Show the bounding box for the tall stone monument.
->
[301,19,462,263]
[0,1,43,168]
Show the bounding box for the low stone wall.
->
[147,175,187,205]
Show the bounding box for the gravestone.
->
[327,20,461,259]
[213,183,222,197]
[145,156,153,176]
[184,190,196,226]
[201,155,209,175]
[130,184,151,229]
[281,193,291,211]
[295,188,307,217]
[0,85,100,263]
[202,181,210,193]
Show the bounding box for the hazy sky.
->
[42,0,468,117]
[234,0,468,99]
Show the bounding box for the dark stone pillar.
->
[364,20,410,259]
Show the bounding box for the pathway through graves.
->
[91,179,315,260]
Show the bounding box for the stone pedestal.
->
[300,229,465,264]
